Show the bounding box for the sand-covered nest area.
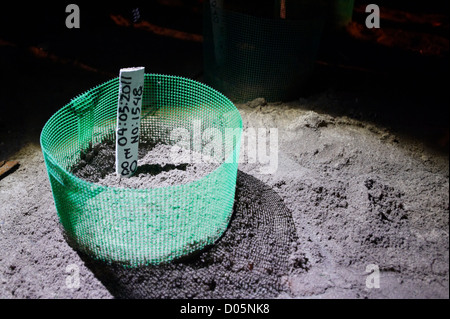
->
[0,0,448,299]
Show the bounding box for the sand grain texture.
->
[0,95,448,299]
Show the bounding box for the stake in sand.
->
[116,67,145,177]
[274,0,286,19]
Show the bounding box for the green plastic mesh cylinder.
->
[203,1,325,102]
[40,74,242,267]
[330,0,355,29]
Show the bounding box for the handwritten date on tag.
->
[116,67,145,177]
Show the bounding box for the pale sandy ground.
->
[0,93,448,299]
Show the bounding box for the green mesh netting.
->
[40,74,242,267]
[203,1,325,103]
[330,0,355,28]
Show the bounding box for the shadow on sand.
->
[77,170,298,298]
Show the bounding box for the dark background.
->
[0,0,448,162]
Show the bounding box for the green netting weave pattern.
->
[40,74,242,267]
[203,1,325,103]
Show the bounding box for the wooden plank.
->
[0,160,19,180]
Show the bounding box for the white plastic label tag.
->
[116,67,145,177]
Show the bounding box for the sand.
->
[0,95,448,299]
[71,140,219,188]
